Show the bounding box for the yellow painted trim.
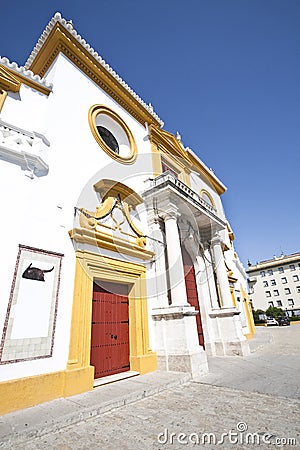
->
[150,141,163,178]
[64,249,157,397]
[0,371,65,415]
[0,366,95,415]
[183,169,191,187]
[79,179,147,246]
[240,285,256,338]
[149,125,226,195]
[230,286,237,307]
[94,179,143,206]
[0,64,51,96]
[88,104,137,164]
[199,189,216,209]
[0,65,21,92]
[149,127,192,187]
[79,197,116,230]
[226,222,235,241]
[27,23,160,127]
[70,227,154,260]
[0,89,8,112]
[226,261,237,307]
[244,333,254,340]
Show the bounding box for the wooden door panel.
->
[182,248,205,348]
[91,282,130,378]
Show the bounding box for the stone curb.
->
[0,371,191,449]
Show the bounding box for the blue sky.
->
[1,0,299,268]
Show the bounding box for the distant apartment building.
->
[247,252,300,317]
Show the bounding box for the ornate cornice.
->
[0,58,52,96]
[70,228,154,261]
[25,13,163,128]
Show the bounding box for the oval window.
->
[89,105,137,164]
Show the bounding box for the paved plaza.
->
[195,324,300,399]
[1,325,299,449]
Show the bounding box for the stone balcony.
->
[143,171,226,234]
[0,119,50,177]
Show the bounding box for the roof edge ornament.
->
[24,12,164,127]
[0,57,52,90]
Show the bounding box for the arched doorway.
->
[182,247,205,348]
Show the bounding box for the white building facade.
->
[248,253,300,316]
[0,13,254,414]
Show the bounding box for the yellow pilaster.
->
[240,285,256,339]
[150,141,163,178]
[129,272,156,374]
[0,89,7,112]
[64,256,94,397]
[230,286,237,307]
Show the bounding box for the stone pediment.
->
[150,125,192,164]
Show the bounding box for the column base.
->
[223,339,250,356]
[208,308,250,356]
[152,306,208,378]
[157,350,208,378]
[204,340,225,356]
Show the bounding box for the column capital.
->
[147,211,160,227]
[211,232,221,246]
[159,203,181,221]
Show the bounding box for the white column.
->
[211,234,233,308]
[204,248,221,310]
[162,207,188,307]
[147,214,169,308]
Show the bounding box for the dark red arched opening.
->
[182,247,205,348]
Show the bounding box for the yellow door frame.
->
[64,249,157,397]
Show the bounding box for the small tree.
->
[253,309,266,324]
[265,306,283,319]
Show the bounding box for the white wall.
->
[0,53,156,382]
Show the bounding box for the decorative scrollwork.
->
[77,191,146,247]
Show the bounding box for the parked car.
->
[277,316,290,326]
[266,317,279,326]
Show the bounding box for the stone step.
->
[0,371,191,449]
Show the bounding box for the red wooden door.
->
[91,281,130,379]
[182,248,205,348]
